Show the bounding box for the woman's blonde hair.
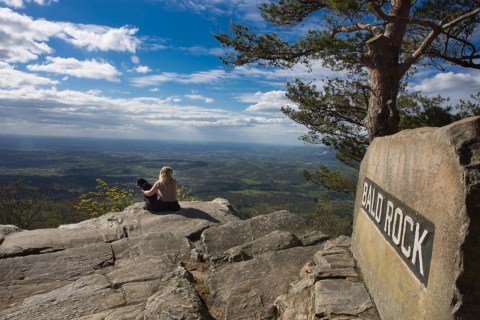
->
[158,166,176,191]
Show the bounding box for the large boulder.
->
[351,116,480,320]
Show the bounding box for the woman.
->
[142,166,180,212]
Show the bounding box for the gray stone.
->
[299,231,330,247]
[0,198,381,319]
[0,274,125,320]
[201,210,308,257]
[274,237,379,320]
[60,199,240,241]
[0,225,21,245]
[106,254,178,288]
[215,230,302,265]
[0,227,122,258]
[314,279,372,317]
[207,245,324,320]
[0,242,114,308]
[143,274,212,320]
[275,278,315,320]
[352,116,480,320]
[111,231,193,261]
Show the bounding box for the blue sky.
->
[0,0,479,145]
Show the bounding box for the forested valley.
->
[0,135,356,236]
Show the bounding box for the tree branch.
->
[331,23,383,36]
[370,2,440,30]
[429,52,480,69]
[260,0,326,27]
[400,7,480,75]
[443,8,480,29]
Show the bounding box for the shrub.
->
[75,178,134,218]
[177,185,198,201]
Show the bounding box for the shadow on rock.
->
[151,208,221,224]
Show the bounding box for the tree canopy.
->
[215,0,480,169]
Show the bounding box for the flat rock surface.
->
[0,199,379,319]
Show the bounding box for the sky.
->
[0,0,479,145]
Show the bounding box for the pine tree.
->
[216,0,480,144]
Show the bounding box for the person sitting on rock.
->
[141,166,180,212]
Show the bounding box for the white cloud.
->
[134,65,151,74]
[239,90,297,114]
[0,0,57,8]
[0,8,139,63]
[27,57,121,82]
[130,60,336,88]
[86,89,102,96]
[151,0,265,23]
[131,69,236,86]
[183,45,226,56]
[0,86,304,144]
[58,24,139,52]
[234,61,337,84]
[0,62,58,88]
[185,93,214,103]
[408,70,480,103]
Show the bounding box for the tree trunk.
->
[362,0,412,140]
[363,35,401,141]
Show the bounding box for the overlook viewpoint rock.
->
[0,199,379,319]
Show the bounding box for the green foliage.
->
[399,92,480,130]
[75,178,134,218]
[0,180,81,229]
[177,185,198,201]
[308,212,352,237]
[216,0,480,167]
[0,180,51,229]
[457,92,480,118]
[194,277,210,296]
[304,166,357,194]
[283,77,369,169]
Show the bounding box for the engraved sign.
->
[360,177,435,286]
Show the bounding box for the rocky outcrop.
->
[352,116,480,320]
[0,199,379,319]
[275,236,379,320]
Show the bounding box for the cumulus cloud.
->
[185,93,214,103]
[239,90,297,114]
[0,8,139,63]
[0,0,57,8]
[27,57,121,81]
[408,70,480,103]
[134,65,151,74]
[0,87,238,126]
[58,24,138,52]
[0,86,303,143]
[0,62,58,88]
